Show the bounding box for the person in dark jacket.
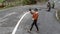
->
[47,2,51,11]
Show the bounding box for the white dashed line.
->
[56,10,59,20]
[1,12,16,19]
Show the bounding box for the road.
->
[0,0,60,34]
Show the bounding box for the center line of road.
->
[12,11,30,34]
[1,12,16,19]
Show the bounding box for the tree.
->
[0,0,5,8]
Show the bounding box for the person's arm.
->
[30,11,33,14]
[30,10,34,14]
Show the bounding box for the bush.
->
[0,0,5,3]
[31,0,37,4]
[22,0,37,5]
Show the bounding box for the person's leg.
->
[30,21,35,31]
[49,7,51,11]
[47,7,49,11]
[48,7,51,11]
[34,20,39,31]
[49,7,50,11]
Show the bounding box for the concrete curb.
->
[56,10,59,20]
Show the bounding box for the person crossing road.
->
[28,8,39,32]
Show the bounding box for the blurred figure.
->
[47,1,51,11]
[28,8,39,32]
[52,1,55,9]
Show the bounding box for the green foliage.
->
[21,0,37,5]
[30,0,36,4]
[0,0,5,3]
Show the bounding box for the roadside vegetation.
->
[0,0,48,9]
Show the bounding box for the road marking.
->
[1,12,16,19]
[0,18,8,22]
[12,12,30,34]
[56,10,59,20]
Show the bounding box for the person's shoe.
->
[36,30,39,33]
[28,30,31,33]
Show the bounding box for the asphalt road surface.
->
[0,0,60,34]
